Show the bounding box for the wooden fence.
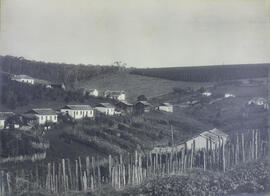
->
[0,129,268,195]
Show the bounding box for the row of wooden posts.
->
[0,129,268,195]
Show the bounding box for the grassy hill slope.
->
[75,72,210,102]
[131,63,270,82]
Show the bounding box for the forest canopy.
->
[0,55,125,84]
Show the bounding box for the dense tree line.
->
[130,63,270,82]
[0,73,97,109]
[0,55,125,84]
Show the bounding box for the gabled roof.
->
[208,128,229,138]
[160,103,172,106]
[35,79,51,85]
[88,89,98,92]
[96,103,114,108]
[117,100,133,106]
[200,131,220,142]
[136,101,151,106]
[27,108,57,115]
[178,128,228,145]
[62,105,93,110]
[12,74,34,80]
[0,112,15,120]
[21,113,38,120]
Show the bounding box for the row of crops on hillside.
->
[130,64,270,82]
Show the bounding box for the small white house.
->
[158,103,173,112]
[61,105,94,119]
[11,74,35,85]
[185,128,228,151]
[95,103,115,115]
[26,108,58,125]
[88,89,99,97]
[104,90,126,101]
[0,112,15,129]
[224,93,236,98]
[248,97,267,106]
[202,91,212,97]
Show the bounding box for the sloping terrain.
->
[130,63,270,82]
[75,72,210,102]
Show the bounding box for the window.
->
[54,116,57,120]
[50,116,52,120]
[76,111,78,115]
[80,111,82,115]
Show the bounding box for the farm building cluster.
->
[1,74,174,131]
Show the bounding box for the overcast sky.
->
[0,0,270,67]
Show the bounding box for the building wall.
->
[61,109,94,119]
[117,94,126,101]
[0,120,5,129]
[186,136,208,151]
[186,135,226,151]
[95,107,115,115]
[158,106,173,112]
[17,78,35,85]
[37,115,58,125]
[89,90,99,97]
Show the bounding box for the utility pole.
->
[171,124,174,147]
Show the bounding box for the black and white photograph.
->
[0,0,270,195]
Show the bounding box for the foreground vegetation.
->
[118,159,269,196]
[8,158,270,196]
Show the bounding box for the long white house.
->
[11,74,35,85]
[95,103,115,115]
[61,105,94,119]
[25,108,58,125]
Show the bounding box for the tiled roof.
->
[137,101,151,106]
[200,131,220,141]
[88,89,97,92]
[118,100,133,106]
[12,74,34,80]
[62,105,93,110]
[96,103,114,108]
[176,128,228,145]
[28,108,57,115]
[160,103,172,106]
[208,128,229,138]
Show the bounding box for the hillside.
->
[0,55,124,84]
[75,72,210,102]
[130,63,270,82]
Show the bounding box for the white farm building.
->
[11,74,35,85]
[25,108,58,125]
[61,105,94,119]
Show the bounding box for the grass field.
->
[75,72,211,102]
